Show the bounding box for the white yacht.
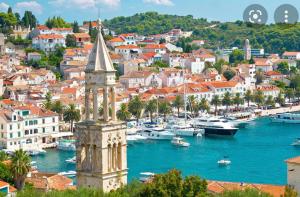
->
[66,156,76,164]
[171,137,190,147]
[126,133,148,143]
[138,127,174,140]
[271,113,300,124]
[139,172,155,183]
[192,117,238,137]
[57,139,76,151]
[58,170,76,177]
[166,119,204,137]
[217,157,231,166]
[224,112,256,127]
[291,138,300,146]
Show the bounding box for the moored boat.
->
[291,138,300,146]
[217,157,231,166]
[57,139,76,151]
[192,117,238,137]
[271,113,300,124]
[171,137,190,147]
[66,156,76,164]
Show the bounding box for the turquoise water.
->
[33,117,300,185]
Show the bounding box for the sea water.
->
[33,117,300,185]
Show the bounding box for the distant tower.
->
[244,39,251,61]
[75,19,127,192]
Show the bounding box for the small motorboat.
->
[66,156,76,164]
[139,172,155,183]
[218,157,231,166]
[291,138,300,146]
[58,170,76,177]
[27,149,46,156]
[171,137,190,147]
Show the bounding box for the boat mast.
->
[183,67,187,123]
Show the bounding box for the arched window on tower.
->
[108,144,112,172]
[112,144,117,170]
[117,142,122,170]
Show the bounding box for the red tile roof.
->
[116,45,139,49]
[36,34,64,39]
[73,33,90,39]
[144,44,166,49]
[285,156,300,164]
[109,37,125,42]
[283,51,300,56]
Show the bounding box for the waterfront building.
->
[120,71,162,88]
[285,156,300,195]
[75,19,127,192]
[256,84,280,98]
[0,105,59,151]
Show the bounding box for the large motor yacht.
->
[138,123,174,140]
[192,117,238,136]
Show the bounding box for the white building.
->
[0,106,59,151]
[115,45,141,60]
[282,52,300,60]
[159,69,184,87]
[185,57,205,74]
[286,156,300,195]
[32,34,66,53]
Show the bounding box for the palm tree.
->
[276,92,285,106]
[173,95,184,117]
[198,98,210,113]
[295,87,300,101]
[188,95,199,117]
[11,150,31,190]
[43,92,52,110]
[254,90,265,108]
[128,96,144,124]
[117,103,131,121]
[211,95,221,115]
[265,95,275,108]
[222,92,232,112]
[63,104,81,132]
[233,93,244,110]
[51,100,65,120]
[244,90,252,107]
[159,100,172,121]
[286,88,295,103]
[145,99,157,122]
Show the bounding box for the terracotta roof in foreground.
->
[285,156,300,164]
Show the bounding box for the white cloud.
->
[144,0,174,6]
[15,1,43,15]
[49,0,120,9]
[0,2,9,12]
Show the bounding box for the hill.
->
[103,12,300,54]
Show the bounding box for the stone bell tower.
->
[75,19,127,192]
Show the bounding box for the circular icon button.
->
[243,4,268,25]
[274,4,298,24]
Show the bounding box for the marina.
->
[32,116,300,185]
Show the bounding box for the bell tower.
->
[75,19,127,192]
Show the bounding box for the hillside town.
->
[1,6,300,196]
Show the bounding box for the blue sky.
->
[0,0,299,24]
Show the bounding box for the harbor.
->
[32,116,300,185]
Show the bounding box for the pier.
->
[260,105,300,117]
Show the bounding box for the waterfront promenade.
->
[260,105,300,117]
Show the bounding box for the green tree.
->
[254,90,265,108]
[0,163,13,184]
[283,185,298,197]
[265,95,275,107]
[220,188,272,197]
[276,92,285,106]
[233,93,244,109]
[117,103,131,121]
[43,92,52,110]
[128,96,144,123]
[256,70,264,85]
[159,100,172,121]
[0,151,8,162]
[211,95,221,115]
[277,61,290,75]
[285,88,295,102]
[187,95,199,117]
[45,16,71,28]
[244,90,252,107]
[11,150,31,190]
[21,11,37,28]
[51,100,65,120]
[295,87,300,100]
[65,34,77,47]
[145,99,158,122]
[290,74,300,89]
[223,69,236,81]
[198,98,210,112]
[229,49,244,64]
[72,21,80,33]
[173,95,184,117]
[63,104,81,132]
[182,176,207,197]
[222,92,232,112]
